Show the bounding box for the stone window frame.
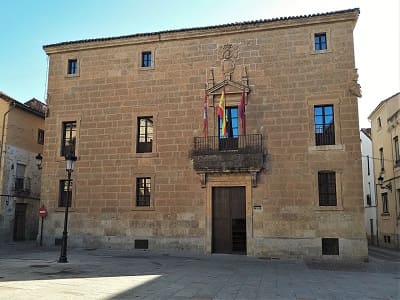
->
[381,192,389,215]
[55,178,77,212]
[313,168,343,211]
[37,128,44,145]
[132,173,155,211]
[138,48,155,70]
[310,28,332,54]
[56,114,81,161]
[307,95,343,151]
[132,109,158,158]
[65,57,80,77]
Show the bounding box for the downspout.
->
[0,101,16,182]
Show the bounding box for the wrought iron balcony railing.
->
[192,134,263,156]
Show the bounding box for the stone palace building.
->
[41,8,367,260]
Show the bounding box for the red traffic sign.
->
[39,206,47,218]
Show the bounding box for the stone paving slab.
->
[0,243,398,299]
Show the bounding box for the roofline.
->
[0,92,46,119]
[360,128,371,140]
[43,8,359,54]
[368,92,400,120]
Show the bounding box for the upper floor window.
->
[67,59,78,75]
[219,106,238,151]
[318,171,337,206]
[38,129,44,145]
[379,147,384,171]
[382,193,388,214]
[394,136,400,165]
[137,117,153,153]
[314,33,327,51]
[314,105,335,146]
[59,179,72,207]
[61,121,76,156]
[141,52,152,68]
[136,177,151,207]
[377,117,382,128]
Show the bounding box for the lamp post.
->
[58,151,77,263]
[377,175,392,192]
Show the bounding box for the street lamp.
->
[58,150,77,263]
[35,153,43,170]
[377,175,392,192]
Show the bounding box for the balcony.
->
[191,134,264,174]
[13,176,31,197]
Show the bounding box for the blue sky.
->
[0,0,398,127]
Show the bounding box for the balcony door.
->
[212,187,246,254]
[219,106,238,151]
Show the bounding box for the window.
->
[379,147,384,171]
[394,136,400,165]
[314,105,335,146]
[366,194,371,206]
[314,33,327,51]
[318,171,337,206]
[141,52,152,68]
[61,121,76,156]
[219,106,239,150]
[382,193,388,214]
[137,117,153,153]
[59,179,72,207]
[322,238,339,255]
[366,155,370,175]
[377,117,382,128]
[15,163,26,191]
[67,59,78,75]
[38,129,44,145]
[136,177,151,207]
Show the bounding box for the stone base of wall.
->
[253,237,368,261]
[44,233,205,255]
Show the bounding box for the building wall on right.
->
[369,92,400,249]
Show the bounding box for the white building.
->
[360,128,377,245]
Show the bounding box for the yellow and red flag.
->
[217,90,226,136]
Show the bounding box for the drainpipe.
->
[0,101,16,178]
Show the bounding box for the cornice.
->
[43,9,359,54]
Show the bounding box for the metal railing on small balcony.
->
[13,176,31,193]
[315,124,335,146]
[192,134,263,156]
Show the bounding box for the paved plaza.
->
[0,242,399,299]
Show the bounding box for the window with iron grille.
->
[382,193,389,214]
[67,59,78,75]
[61,121,76,156]
[314,33,327,51]
[136,177,151,207]
[59,179,72,207]
[38,129,44,145]
[137,117,153,153]
[314,105,335,146]
[379,147,384,171]
[318,171,337,206]
[15,163,26,191]
[322,238,339,255]
[141,52,152,67]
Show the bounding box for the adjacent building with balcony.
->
[369,92,400,249]
[41,8,367,260]
[360,128,377,244]
[0,92,46,242]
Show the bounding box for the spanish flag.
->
[217,90,227,137]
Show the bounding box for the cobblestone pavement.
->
[0,242,399,299]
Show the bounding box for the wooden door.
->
[212,187,246,254]
[13,203,27,241]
